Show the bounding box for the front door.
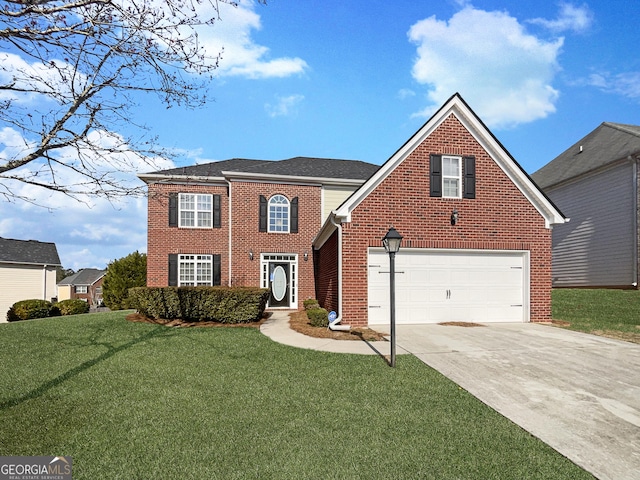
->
[261,254,297,308]
[269,262,290,308]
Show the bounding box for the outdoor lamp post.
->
[382,226,403,367]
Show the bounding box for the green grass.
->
[552,289,640,342]
[0,312,591,479]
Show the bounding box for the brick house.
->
[57,268,106,307]
[313,93,567,327]
[139,157,378,309]
[140,93,565,326]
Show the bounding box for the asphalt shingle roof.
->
[0,237,61,266]
[532,122,640,189]
[57,268,105,286]
[146,157,379,181]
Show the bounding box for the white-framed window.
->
[268,195,290,233]
[179,193,212,228]
[442,155,462,198]
[178,254,213,286]
[75,285,88,294]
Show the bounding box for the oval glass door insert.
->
[272,266,287,302]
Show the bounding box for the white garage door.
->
[368,249,528,325]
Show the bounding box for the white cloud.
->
[398,88,416,100]
[195,0,308,79]
[0,127,171,269]
[581,71,640,99]
[528,3,594,33]
[265,94,305,118]
[408,5,563,128]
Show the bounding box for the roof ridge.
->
[602,122,640,139]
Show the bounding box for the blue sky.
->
[1,0,639,270]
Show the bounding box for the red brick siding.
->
[314,229,339,313]
[147,183,230,287]
[230,182,321,308]
[146,181,321,309]
[339,114,553,326]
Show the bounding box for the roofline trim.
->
[325,93,565,231]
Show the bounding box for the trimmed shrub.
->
[57,299,90,316]
[128,286,269,323]
[303,298,320,310]
[307,307,329,328]
[6,299,60,322]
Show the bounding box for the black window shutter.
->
[430,154,442,197]
[213,194,221,228]
[213,254,221,286]
[463,156,476,199]
[290,197,299,233]
[169,193,178,227]
[168,254,178,286]
[259,195,267,232]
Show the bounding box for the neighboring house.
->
[532,122,640,289]
[141,93,565,327]
[314,93,566,326]
[57,268,106,306]
[139,157,379,309]
[0,237,61,322]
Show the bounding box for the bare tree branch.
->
[0,0,265,204]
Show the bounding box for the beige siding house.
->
[0,237,61,321]
[532,122,640,288]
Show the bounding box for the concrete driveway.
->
[394,323,640,480]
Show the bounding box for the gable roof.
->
[0,237,61,266]
[57,268,106,286]
[532,122,640,190]
[314,93,567,247]
[138,157,379,185]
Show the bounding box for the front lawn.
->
[0,312,591,479]
[552,289,640,343]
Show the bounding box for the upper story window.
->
[169,193,221,229]
[430,154,476,199]
[269,195,290,232]
[179,193,212,228]
[75,285,88,294]
[259,195,299,233]
[442,156,461,198]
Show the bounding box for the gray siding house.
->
[532,122,640,288]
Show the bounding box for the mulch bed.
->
[288,311,388,342]
[125,312,264,329]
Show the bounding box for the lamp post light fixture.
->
[382,226,403,367]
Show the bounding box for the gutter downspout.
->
[43,265,48,300]
[226,179,233,287]
[328,215,350,330]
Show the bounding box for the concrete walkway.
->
[260,312,640,479]
[260,311,408,356]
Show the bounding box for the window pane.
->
[443,157,459,176]
[180,194,194,210]
[181,211,195,227]
[197,195,211,211]
[443,178,459,197]
[197,211,211,227]
[268,195,289,232]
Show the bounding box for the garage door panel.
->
[368,249,527,325]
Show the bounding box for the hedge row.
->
[6,299,90,322]
[128,286,269,323]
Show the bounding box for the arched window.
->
[268,195,290,232]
